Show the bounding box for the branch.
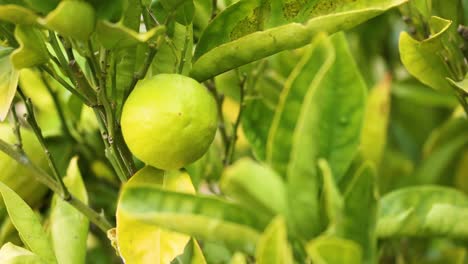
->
[0,139,112,232]
[225,74,247,166]
[17,88,70,200]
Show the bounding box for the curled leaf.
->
[11,25,49,69]
[40,1,96,41]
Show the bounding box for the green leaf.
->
[40,1,96,41]
[0,181,56,264]
[152,23,194,75]
[391,79,458,108]
[190,0,408,81]
[242,63,283,160]
[306,236,362,264]
[0,5,39,25]
[11,25,49,69]
[159,0,191,12]
[255,216,293,264]
[191,238,207,264]
[0,47,18,121]
[50,157,89,264]
[95,21,166,50]
[377,186,468,239]
[335,162,378,264]
[360,76,391,165]
[286,33,366,238]
[117,168,269,254]
[413,115,468,185]
[267,33,334,176]
[448,75,468,94]
[221,158,286,216]
[399,16,455,92]
[86,0,125,21]
[0,243,45,264]
[318,159,343,226]
[0,125,48,209]
[116,167,194,264]
[229,252,247,264]
[22,0,59,14]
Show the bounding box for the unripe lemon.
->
[121,74,217,170]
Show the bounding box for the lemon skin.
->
[121,74,218,170]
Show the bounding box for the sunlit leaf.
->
[0,182,56,263]
[378,186,468,239]
[0,243,45,264]
[221,158,286,216]
[50,157,89,264]
[255,216,293,264]
[40,1,96,41]
[10,25,48,69]
[0,47,17,121]
[117,166,194,264]
[306,236,362,264]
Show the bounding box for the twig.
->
[211,0,218,19]
[17,88,70,200]
[10,105,23,151]
[123,46,158,103]
[455,89,468,115]
[225,75,247,166]
[40,65,90,105]
[48,31,97,105]
[0,139,112,232]
[205,80,229,157]
[177,25,191,74]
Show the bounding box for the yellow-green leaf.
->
[306,236,362,264]
[360,76,391,165]
[116,166,194,264]
[0,243,45,264]
[50,157,89,264]
[0,47,18,121]
[95,21,166,50]
[10,25,49,69]
[40,1,96,41]
[0,5,39,25]
[255,216,293,264]
[0,182,56,264]
[221,158,286,216]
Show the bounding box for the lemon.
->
[121,74,217,170]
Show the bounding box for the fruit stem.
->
[0,139,113,232]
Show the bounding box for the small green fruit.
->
[121,74,218,170]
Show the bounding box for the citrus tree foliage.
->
[0,0,467,263]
